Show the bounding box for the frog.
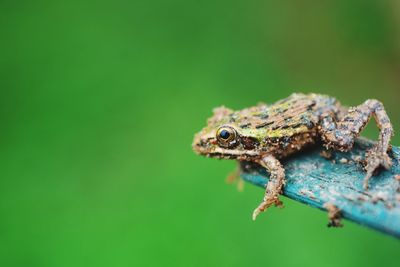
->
[192,93,394,220]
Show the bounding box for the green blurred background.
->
[1,0,400,266]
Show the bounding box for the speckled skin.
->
[192,93,393,220]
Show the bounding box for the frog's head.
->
[192,106,261,160]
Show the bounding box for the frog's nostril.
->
[198,139,207,146]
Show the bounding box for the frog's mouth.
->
[194,142,259,159]
[208,152,257,160]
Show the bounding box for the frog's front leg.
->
[252,155,285,220]
[320,99,393,189]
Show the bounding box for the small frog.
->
[192,93,393,220]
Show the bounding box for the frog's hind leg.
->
[226,162,244,191]
[252,155,285,220]
[319,99,393,189]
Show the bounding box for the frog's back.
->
[231,93,339,138]
[272,93,338,115]
[254,93,337,137]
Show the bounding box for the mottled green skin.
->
[193,93,340,160]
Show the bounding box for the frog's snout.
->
[191,133,202,154]
[192,130,216,155]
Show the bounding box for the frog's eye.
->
[216,126,237,147]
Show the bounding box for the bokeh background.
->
[1,0,400,266]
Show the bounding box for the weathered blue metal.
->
[240,138,400,238]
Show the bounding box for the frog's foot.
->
[225,166,245,192]
[237,178,244,192]
[363,148,393,190]
[226,168,239,184]
[252,195,283,221]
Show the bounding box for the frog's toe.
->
[363,149,393,189]
[252,201,269,220]
[366,148,393,170]
[252,197,282,220]
[274,199,284,208]
[225,167,240,184]
[252,208,262,221]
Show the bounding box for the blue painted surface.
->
[240,138,400,238]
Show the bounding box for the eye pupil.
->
[216,126,237,147]
[219,129,230,139]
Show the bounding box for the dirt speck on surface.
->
[324,203,343,228]
[371,191,388,203]
[351,155,363,162]
[357,195,367,201]
[300,188,316,199]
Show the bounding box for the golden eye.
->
[216,126,237,146]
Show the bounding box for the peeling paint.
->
[240,138,400,238]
